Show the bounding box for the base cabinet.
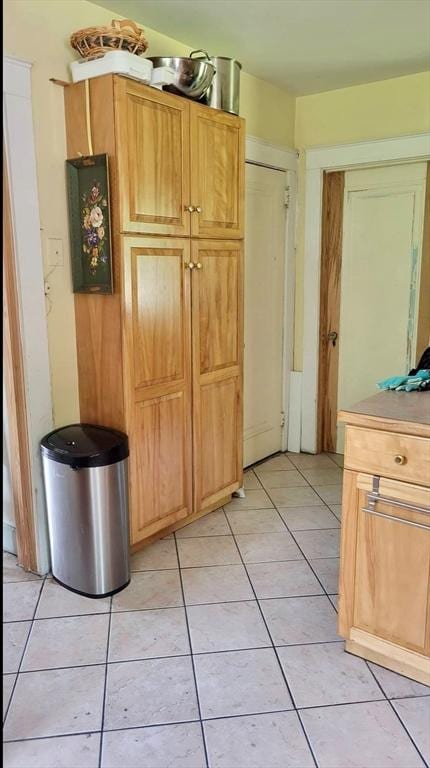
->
[338,423,430,685]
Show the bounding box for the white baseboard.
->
[3,521,17,555]
[287,371,302,453]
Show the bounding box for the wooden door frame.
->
[245,136,298,453]
[302,133,430,454]
[3,155,38,571]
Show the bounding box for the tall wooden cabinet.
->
[64,75,244,548]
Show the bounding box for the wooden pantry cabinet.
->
[64,75,244,548]
[337,392,430,684]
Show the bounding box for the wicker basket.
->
[70,19,148,58]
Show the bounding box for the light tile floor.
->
[3,451,430,768]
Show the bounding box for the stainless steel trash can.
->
[191,51,242,115]
[40,423,130,598]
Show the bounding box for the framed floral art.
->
[66,153,113,293]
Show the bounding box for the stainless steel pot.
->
[191,50,242,115]
[147,56,215,100]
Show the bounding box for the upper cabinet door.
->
[115,78,191,236]
[190,105,245,239]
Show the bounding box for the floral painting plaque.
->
[66,154,113,293]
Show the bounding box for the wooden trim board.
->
[317,171,345,453]
[3,152,38,572]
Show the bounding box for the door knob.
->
[185,205,195,212]
[327,330,338,347]
[195,262,202,269]
[185,262,195,269]
[195,206,202,213]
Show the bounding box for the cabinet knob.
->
[195,206,202,213]
[394,455,407,465]
[185,262,195,270]
[195,262,202,270]
[185,205,195,212]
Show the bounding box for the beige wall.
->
[293,71,430,370]
[4,0,295,426]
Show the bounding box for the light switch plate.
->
[47,238,63,266]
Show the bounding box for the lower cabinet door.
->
[191,239,243,511]
[352,475,430,655]
[122,237,193,544]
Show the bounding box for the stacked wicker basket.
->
[70,18,148,59]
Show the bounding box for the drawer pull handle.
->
[362,506,430,531]
[394,455,407,465]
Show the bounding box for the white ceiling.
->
[92,0,430,95]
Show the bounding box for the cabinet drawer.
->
[345,426,430,485]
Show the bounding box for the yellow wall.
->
[293,71,430,370]
[4,0,295,425]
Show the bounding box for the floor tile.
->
[177,536,240,568]
[3,733,100,768]
[309,558,340,593]
[101,722,206,768]
[261,595,339,645]
[176,509,230,538]
[313,485,343,505]
[3,553,42,583]
[301,700,425,768]
[182,564,254,605]
[329,594,339,610]
[109,607,189,662]
[235,532,303,563]
[3,581,42,622]
[368,663,430,698]
[327,452,344,467]
[204,711,315,768]
[294,529,340,559]
[4,665,105,739]
[247,560,324,599]
[392,697,430,765]
[288,453,336,469]
[278,642,381,708]
[254,454,296,471]
[130,539,178,571]
[112,570,183,611]
[256,470,308,488]
[243,470,262,489]
[187,601,270,653]
[104,656,198,729]
[3,674,16,717]
[226,508,285,534]
[301,467,343,485]
[329,504,343,520]
[3,621,31,673]
[223,490,274,511]
[35,578,111,618]
[194,648,292,719]
[22,614,109,671]
[279,505,340,531]
[268,486,322,508]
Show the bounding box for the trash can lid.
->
[40,423,129,468]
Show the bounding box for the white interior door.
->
[337,162,427,453]
[244,162,286,467]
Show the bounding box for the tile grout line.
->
[3,576,46,727]
[223,507,320,768]
[173,532,210,768]
[364,659,430,768]
[98,593,113,768]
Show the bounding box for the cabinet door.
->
[123,237,193,544]
[191,240,243,511]
[115,78,191,236]
[344,472,430,655]
[190,105,244,239]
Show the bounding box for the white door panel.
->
[337,163,426,453]
[244,163,286,467]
